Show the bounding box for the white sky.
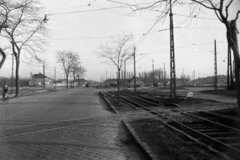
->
[1,0,240,82]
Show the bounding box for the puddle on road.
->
[115,122,150,160]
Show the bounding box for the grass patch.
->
[200,89,236,98]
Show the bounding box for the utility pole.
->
[133,46,136,92]
[169,0,176,97]
[152,59,154,87]
[192,70,195,86]
[11,54,14,94]
[117,68,120,106]
[106,71,107,80]
[124,61,126,88]
[214,40,218,90]
[163,63,165,86]
[54,66,56,89]
[43,61,45,89]
[78,74,80,87]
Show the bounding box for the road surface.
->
[0,88,148,160]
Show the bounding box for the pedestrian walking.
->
[1,84,9,103]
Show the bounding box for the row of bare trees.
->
[56,51,86,88]
[0,0,47,97]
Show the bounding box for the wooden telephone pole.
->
[169,0,176,97]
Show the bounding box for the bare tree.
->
[56,51,79,88]
[0,48,6,69]
[97,34,133,105]
[128,0,240,116]
[0,0,12,69]
[1,0,47,97]
[71,62,86,87]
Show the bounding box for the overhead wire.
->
[49,6,129,16]
[48,27,179,41]
[48,1,159,16]
[135,17,161,47]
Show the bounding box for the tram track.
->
[104,90,240,159]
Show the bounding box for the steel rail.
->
[183,112,240,134]
[177,112,240,158]
[108,91,163,107]
[197,111,239,124]
[106,91,240,159]
[120,93,163,107]
[104,91,139,110]
[116,91,180,108]
[138,95,181,107]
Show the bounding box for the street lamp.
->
[43,14,48,23]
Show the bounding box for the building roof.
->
[104,79,117,84]
[71,78,88,83]
[33,73,48,78]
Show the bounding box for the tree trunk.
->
[118,68,120,107]
[66,75,69,89]
[0,48,6,69]
[15,59,20,97]
[233,54,240,121]
[228,21,240,123]
[232,45,240,125]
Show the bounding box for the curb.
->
[99,91,119,114]
[122,120,159,160]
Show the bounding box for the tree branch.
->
[0,48,6,69]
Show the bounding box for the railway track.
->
[169,112,240,159]
[190,111,239,128]
[103,90,240,159]
[106,91,179,108]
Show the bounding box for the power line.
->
[174,13,219,20]
[106,1,158,6]
[49,1,158,16]
[134,41,227,55]
[135,18,160,47]
[49,6,129,16]
[48,27,180,41]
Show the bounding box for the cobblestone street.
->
[0,88,149,160]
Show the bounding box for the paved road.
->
[0,88,148,160]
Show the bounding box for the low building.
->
[30,72,51,87]
[71,78,88,87]
[104,79,118,87]
[190,75,227,86]
[128,77,144,87]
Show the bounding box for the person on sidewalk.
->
[1,84,9,103]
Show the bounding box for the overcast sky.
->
[1,0,240,82]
